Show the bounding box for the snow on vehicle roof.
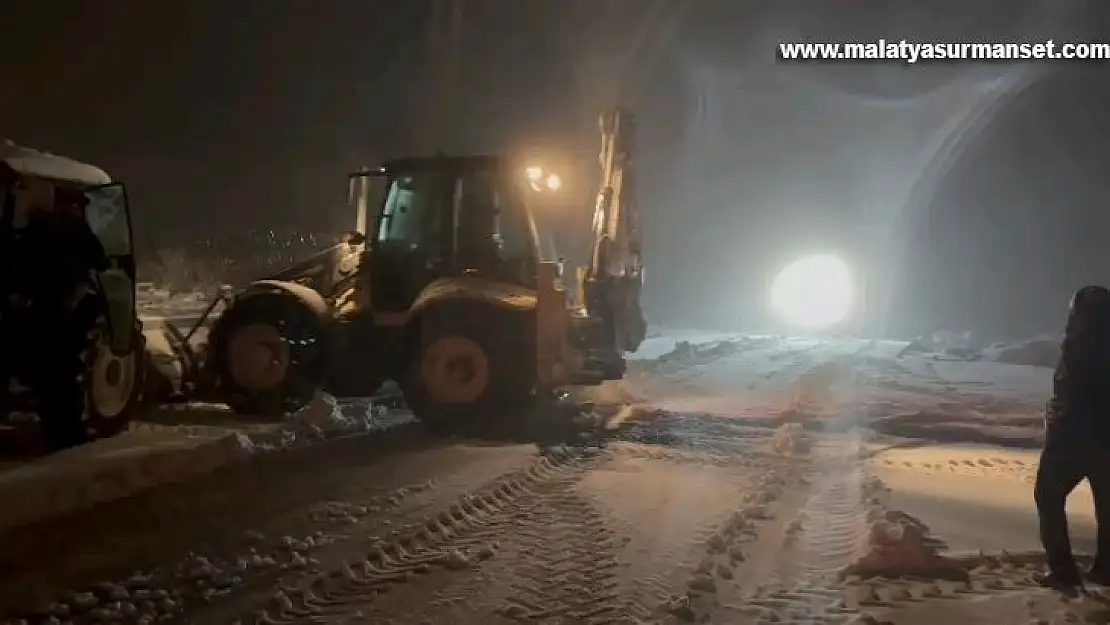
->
[1,140,112,186]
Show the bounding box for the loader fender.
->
[401,280,537,383]
[240,279,330,318]
[409,276,537,319]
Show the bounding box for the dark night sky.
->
[5,0,1110,339]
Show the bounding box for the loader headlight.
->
[524,165,561,193]
[770,254,853,329]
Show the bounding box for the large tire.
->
[211,291,327,416]
[401,304,534,432]
[82,317,143,440]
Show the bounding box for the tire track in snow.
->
[368,450,626,624]
[211,447,614,624]
[660,433,877,624]
[794,444,872,577]
[491,464,624,621]
[734,437,888,624]
[652,454,811,623]
[582,443,771,623]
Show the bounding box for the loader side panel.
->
[397,277,537,382]
[261,241,362,305]
[244,279,330,317]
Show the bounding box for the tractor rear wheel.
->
[82,318,143,440]
[213,292,326,416]
[401,306,534,432]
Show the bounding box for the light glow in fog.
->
[771,255,853,329]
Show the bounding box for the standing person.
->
[10,185,108,451]
[1034,285,1110,594]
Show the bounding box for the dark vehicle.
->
[0,142,142,445]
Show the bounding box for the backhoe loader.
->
[148,107,647,428]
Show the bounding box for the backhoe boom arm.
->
[582,107,646,355]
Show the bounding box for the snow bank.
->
[840,476,966,581]
[898,331,1061,369]
[639,337,751,369]
[0,394,412,532]
[631,329,746,361]
[897,330,976,358]
[978,337,1060,368]
[847,511,943,578]
[0,427,246,532]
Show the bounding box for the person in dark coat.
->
[1034,285,1110,593]
[5,185,108,451]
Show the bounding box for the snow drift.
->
[841,476,966,582]
[898,331,1061,369]
[0,394,412,532]
[979,337,1060,368]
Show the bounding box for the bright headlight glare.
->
[770,254,853,329]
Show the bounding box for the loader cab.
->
[347,155,542,314]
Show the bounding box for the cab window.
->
[376,173,442,250]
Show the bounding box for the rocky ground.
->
[0,332,1102,625]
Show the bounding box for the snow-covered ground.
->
[0,395,415,533]
[1,329,1090,625]
[628,331,1050,447]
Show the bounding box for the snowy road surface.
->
[3,331,1099,625]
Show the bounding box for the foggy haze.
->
[4,0,1110,341]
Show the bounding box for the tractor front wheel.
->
[213,292,327,416]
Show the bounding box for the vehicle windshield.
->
[83,183,131,257]
[348,165,538,278]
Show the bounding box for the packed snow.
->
[0,394,413,532]
[1,327,1091,624]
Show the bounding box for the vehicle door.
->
[369,170,453,313]
[83,183,137,353]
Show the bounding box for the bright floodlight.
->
[770,255,853,329]
[525,165,543,181]
[545,173,561,191]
